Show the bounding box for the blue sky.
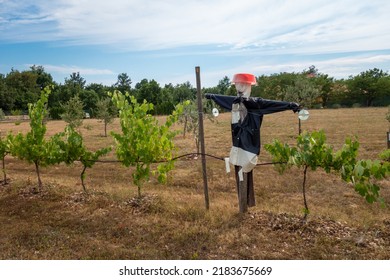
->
[1,0,390,87]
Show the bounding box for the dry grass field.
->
[0,107,389,259]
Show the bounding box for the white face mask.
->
[235,82,252,98]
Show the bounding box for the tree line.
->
[0,65,389,119]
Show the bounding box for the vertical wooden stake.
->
[238,173,248,213]
[387,132,390,149]
[195,66,210,210]
[299,118,302,135]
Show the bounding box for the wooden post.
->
[238,172,248,213]
[195,66,210,210]
[387,132,390,149]
[299,118,302,135]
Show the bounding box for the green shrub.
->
[11,109,22,116]
[380,149,390,162]
[0,109,5,120]
[332,103,341,109]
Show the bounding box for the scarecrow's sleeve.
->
[243,97,300,114]
[205,94,236,111]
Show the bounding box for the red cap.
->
[232,73,256,85]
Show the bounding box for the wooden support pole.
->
[299,118,302,135]
[238,172,248,213]
[387,132,390,149]
[195,66,210,210]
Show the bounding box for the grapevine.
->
[52,125,111,192]
[0,133,11,185]
[265,130,389,219]
[8,86,60,191]
[110,90,184,197]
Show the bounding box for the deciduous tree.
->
[61,94,85,129]
[347,68,390,106]
[95,97,117,137]
[283,76,321,108]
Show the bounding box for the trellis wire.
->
[87,152,286,167]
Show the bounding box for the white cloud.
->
[314,54,390,78]
[38,64,115,76]
[226,53,390,79]
[184,52,390,87]
[2,0,390,55]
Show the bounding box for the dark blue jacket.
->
[206,94,299,155]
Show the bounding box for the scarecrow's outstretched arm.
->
[206,93,301,114]
[243,97,300,114]
[205,94,236,111]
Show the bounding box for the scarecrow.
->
[206,73,300,210]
